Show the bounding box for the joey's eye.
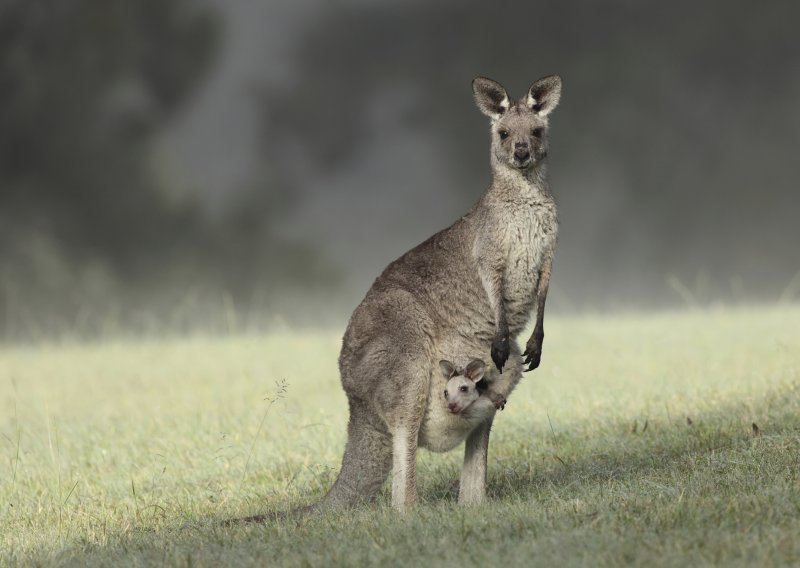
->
[459,386,469,393]
[532,128,544,138]
[498,130,509,140]
[444,389,449,398]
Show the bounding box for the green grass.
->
[2,305,799,566]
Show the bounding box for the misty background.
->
[1,0,798,341]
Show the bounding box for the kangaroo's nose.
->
[514,145,530,161]
[448,402,458,412]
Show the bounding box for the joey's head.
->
[472,75,562,172]
[439,359,486,415]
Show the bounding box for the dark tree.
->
[0,0,332,339]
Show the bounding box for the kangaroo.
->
[440,359,506,415]
[415,358,499,454]
[311,75,561,513]
[442,359,488,415]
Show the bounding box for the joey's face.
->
[493,108,548,170]
[443,376,479,414]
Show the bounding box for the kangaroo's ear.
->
[439,360,457,380]
[464,359,486,382]
[526,75,562,117]
[472,77,510,120]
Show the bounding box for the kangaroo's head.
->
[440,359,486,414]
[472,75,562,172]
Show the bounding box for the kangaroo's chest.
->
[501,204,558,324]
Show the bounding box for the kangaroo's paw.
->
[488,392,507,410]
[523,335,543,372]
[491,333,510,373]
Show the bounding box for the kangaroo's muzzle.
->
[513,142,531,165]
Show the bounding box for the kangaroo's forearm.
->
[479,260,512,372]
[524,254,552,371]
[532,279,548,338]
[534,254,553,331]
[478,262,508,336]
[494,278,509,338]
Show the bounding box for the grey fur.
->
[312,75,562,512]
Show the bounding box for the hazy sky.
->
[160,0,800,310]
[165,0,471,299]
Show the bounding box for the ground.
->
[1,305,799,566]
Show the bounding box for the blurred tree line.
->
[2,0,798,340]
[261,0,800,308]
[0,0,330,340]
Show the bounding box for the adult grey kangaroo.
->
[320,75,561,512]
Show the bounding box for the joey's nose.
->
[448,402,458,412]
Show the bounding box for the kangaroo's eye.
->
[532,128,544,138]
[444,390,449,398]
[459,386,469,393]
[498,130,509,140]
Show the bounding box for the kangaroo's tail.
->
[224,397,392,525]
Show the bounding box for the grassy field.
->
[1,305,799,566]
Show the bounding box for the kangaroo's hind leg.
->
[459,416,493,505]
[372,349,432,512]
[315,396,393,512]
[388,364,431,512]
[460,345,523,505]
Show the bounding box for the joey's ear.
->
[439,360,457,380]
[472,77,510,120]
[526,75,562,116]
[464,359,486,382]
